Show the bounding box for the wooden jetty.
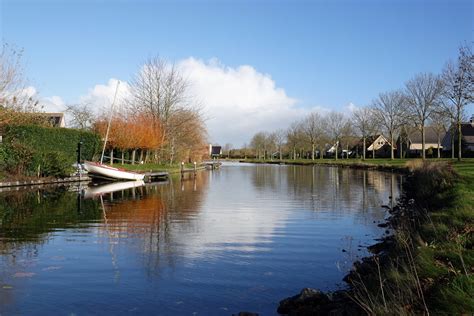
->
[143,171,169,182]
[179,161,222,177]
[202,161,222,170]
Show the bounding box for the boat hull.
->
[84,161,145,181]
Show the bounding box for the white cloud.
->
[178,58,325,146]
[14,86,66,113]
[38,59,329,142]
[79,78,131,115]
[345,102,358,113]
[41,95,66,113]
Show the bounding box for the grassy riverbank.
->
[349,162,473,314]
[240,157,474,170]
[115,162,197,174]
[266,158,473,314]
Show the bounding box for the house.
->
[352,135,394,158]
[442,115,474,156]
[399,126,444,158]
[209,145,222,159]
[39,112,65,127]
[325,141,339,157]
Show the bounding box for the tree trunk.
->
[121,151,125,165]
[110,148,114,165]
[372,138,375,159]
[293,146,296,160]
[406,139,410,158]
[399,137,403,159]
[139,149,144,164]
[451,129,455,159]
[390,133,394,160]
[320,147,324,160]
[437,134,441,159]
[335,141,338,160]
[311,143,315,160]
[145,150,150,164]
[131,149,136,165]
[363,137,366,160]
[458,121,462,161]
[421,126,426,160]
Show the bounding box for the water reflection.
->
[0,164,401,315]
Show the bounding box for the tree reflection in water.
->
[0,165,402,315]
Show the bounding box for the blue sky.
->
[1,0,473,144]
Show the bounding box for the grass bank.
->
[114,162,197,175]
[344,161,473,314]
[257,158,474,314]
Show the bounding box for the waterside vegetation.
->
[1,45,208,181]
[271,158,473,315]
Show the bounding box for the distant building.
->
[352,135,394,158]
[398,126,444,157]
[442,115,474,155]
[325,141,339,157]
[40,112,65,128]
[209,145,222,158]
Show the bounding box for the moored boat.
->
[84,161,145,181]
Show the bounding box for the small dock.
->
[202,161,222,170]
[178,161,222,177]
[144,172,169,182]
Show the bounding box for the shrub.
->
[1,124,101,178]
[40,151,74,177]
[2,142,35,175]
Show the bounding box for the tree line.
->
[242,44,473,161]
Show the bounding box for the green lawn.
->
[106,162,196,174]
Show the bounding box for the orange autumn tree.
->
[126,113,163,164]
[93,113,163,165]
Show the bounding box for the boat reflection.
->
[82,180,147,199]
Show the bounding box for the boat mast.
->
[100,81,121,164]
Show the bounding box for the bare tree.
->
[273,129,286,160]
[352,106,379,160]
[128,57,205,164]
[0,43,24,107]
[373,90,406,160]
[286,122,303,160]
[250,131,268,159]
[441,44,473,161]
[222,143,233,158]
[404,73,444,160]
[430,112,450,159]
[302,112,323,160]
[0,44,47,129]
[66,102,95,129]
[325,111,350,160]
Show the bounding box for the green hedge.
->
[1,125,101,177]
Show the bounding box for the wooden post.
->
[181,162,184,179]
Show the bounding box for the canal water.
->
[0,163,401,315]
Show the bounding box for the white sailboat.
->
[84,81,145,181]
[84,161,145,181]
